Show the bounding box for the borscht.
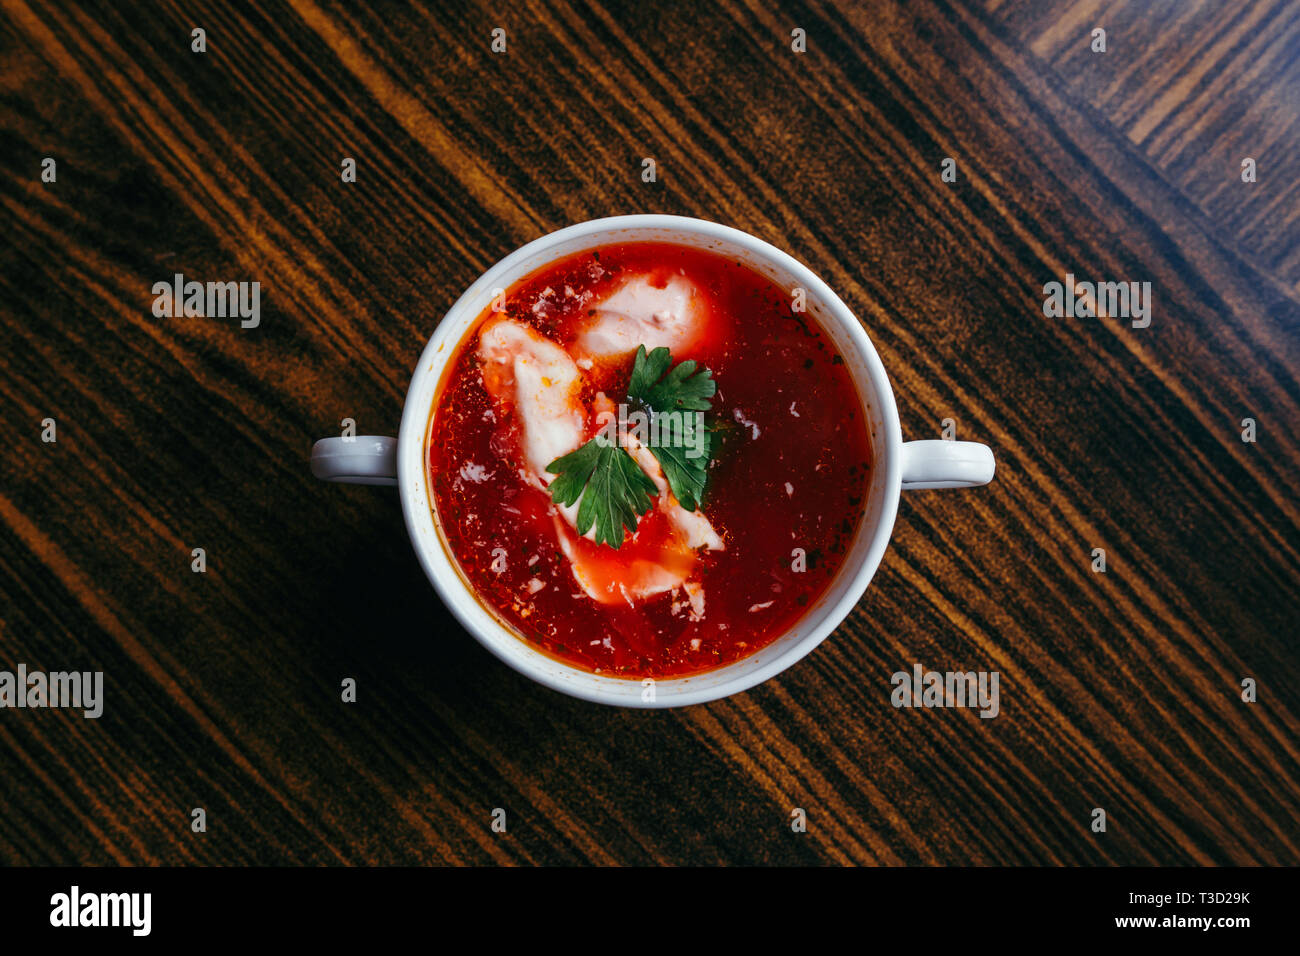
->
[427,242,871,679]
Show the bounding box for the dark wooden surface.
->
[1,0,1297,866]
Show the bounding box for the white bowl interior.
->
[398,217,901,707]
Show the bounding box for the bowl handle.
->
[310,436,398,486]
[900,440,995,490]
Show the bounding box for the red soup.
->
[428,242,871,679]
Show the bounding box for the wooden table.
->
[1,0,1297,866]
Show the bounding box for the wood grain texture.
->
[0,0,1296,865]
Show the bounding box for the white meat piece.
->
[577,274,704,358]
[477,319,585,483]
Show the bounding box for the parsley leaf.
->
[627,345,717,411]
[646,414,711,512]
[545,436,658,549]
[627,345,716,511]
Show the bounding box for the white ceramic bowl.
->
[311,215,994,707]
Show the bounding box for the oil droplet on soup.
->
[428,243,871,679]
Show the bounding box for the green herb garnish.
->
[627,344,717,413]
[545,345,717,548]
[546,435,658,549]
[627,345,715,511]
